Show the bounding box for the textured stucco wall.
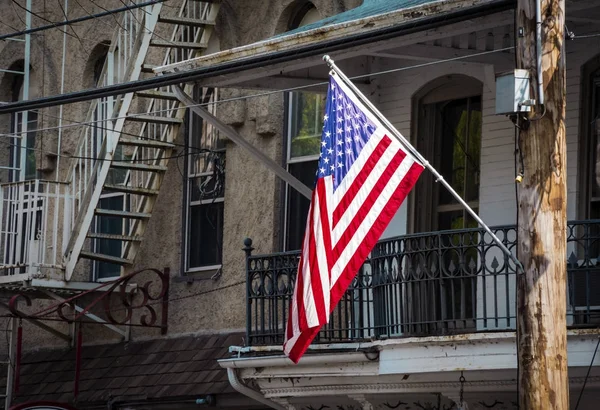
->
[0,0,363,350]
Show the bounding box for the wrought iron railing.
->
[245,220,600,346]
[0,180,71,276]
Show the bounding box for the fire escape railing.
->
[245,220,600,346]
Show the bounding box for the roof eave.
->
[154,0,498,75]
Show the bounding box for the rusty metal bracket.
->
[8,267,170,335]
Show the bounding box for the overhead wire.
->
[10,0,89,44]
[0,0,164,41]
[0,46,516,140]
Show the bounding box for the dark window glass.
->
[95,195,125,279]
[188,202,224,267]
[285,160,318,251]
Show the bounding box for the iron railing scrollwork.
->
[245,220,600,346]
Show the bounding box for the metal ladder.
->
[63,0,220,279]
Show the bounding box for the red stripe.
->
[315,179,334,279]
[330,161,424,307]
[332,146,407,260]
[287,326,321,364]
[306,190,327,325]
[332,136,392,226]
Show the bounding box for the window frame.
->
[282,91,324,251]
[182,87,225,275]
[578,54,600,220]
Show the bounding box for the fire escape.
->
[0,0,221,285]
[0,1,219,406]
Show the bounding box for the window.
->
[282,3,324,250]
[93,195,126,280]
[412,78,482,233]
[284,92,326,250]
[10,73,37,182]
[573,55,600,316]
[184,87,225,273]
[405,76,483,334]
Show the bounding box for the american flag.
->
[283,74,424,363]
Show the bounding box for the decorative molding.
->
[348,394,373,410]
[261,377,600,398]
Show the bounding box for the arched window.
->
[578,54,600,220]
[410,75,483,233]
[283,2,324,251]
[395,75,483,334]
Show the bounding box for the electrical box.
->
[495,69,531,115]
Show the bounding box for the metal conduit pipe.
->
[227,368,288,410]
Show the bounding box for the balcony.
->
[245,220,600,346]
[0,180,71,282]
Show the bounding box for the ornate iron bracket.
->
[8,267,170,334]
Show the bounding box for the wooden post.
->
[515,0,568,408]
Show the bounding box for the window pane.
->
[289,92,326,158]
[438,97,481,205]
[465,98,481,202]
[286,160,318,250]
[188,202,224,267]
[96,196,124,279]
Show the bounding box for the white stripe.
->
[331,127,386,206]
[331,138,402,245]
[301,212,320,329]
[331,154,416,285]
[312,190,331,320]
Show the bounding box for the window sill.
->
[176,266,222,283]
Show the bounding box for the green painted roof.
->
[283,0,442,36]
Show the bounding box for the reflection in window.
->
[185,87,225,272]
[284,92,324,250]
[289,92,326,158]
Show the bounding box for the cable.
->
[0,45,516,114]
[574,336,600,410]
[0,0,164,41]
[9,0,90,43]
[0,46,516,138]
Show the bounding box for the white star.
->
[320,151,323,157]
[331,84,336,90]
[337,105,343,111]
[327,148,334,155]
[346,148,353,155]
[346,137,352,143]
[354,123,361,130]
[337,151,343,157]
[320,167,326,174]
[324,157,330,164]
[345,115,351,121]
[337,116,343,123]
[346,126,352,132]
[337,128,343,134]
[330,165,335,171]
[337,162,344,168]
[354,113,360,119]
[321,141,327,147]
[325,131,331,138]
[337,94,343,100]
[337,139,343,146]
[354,135,361,142]
[323,114,328,121]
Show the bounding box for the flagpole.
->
[323,55,522,272]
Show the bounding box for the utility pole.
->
[515,0,568,409]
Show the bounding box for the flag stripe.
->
[332,135,392,227]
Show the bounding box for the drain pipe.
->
[227,368,287,410]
